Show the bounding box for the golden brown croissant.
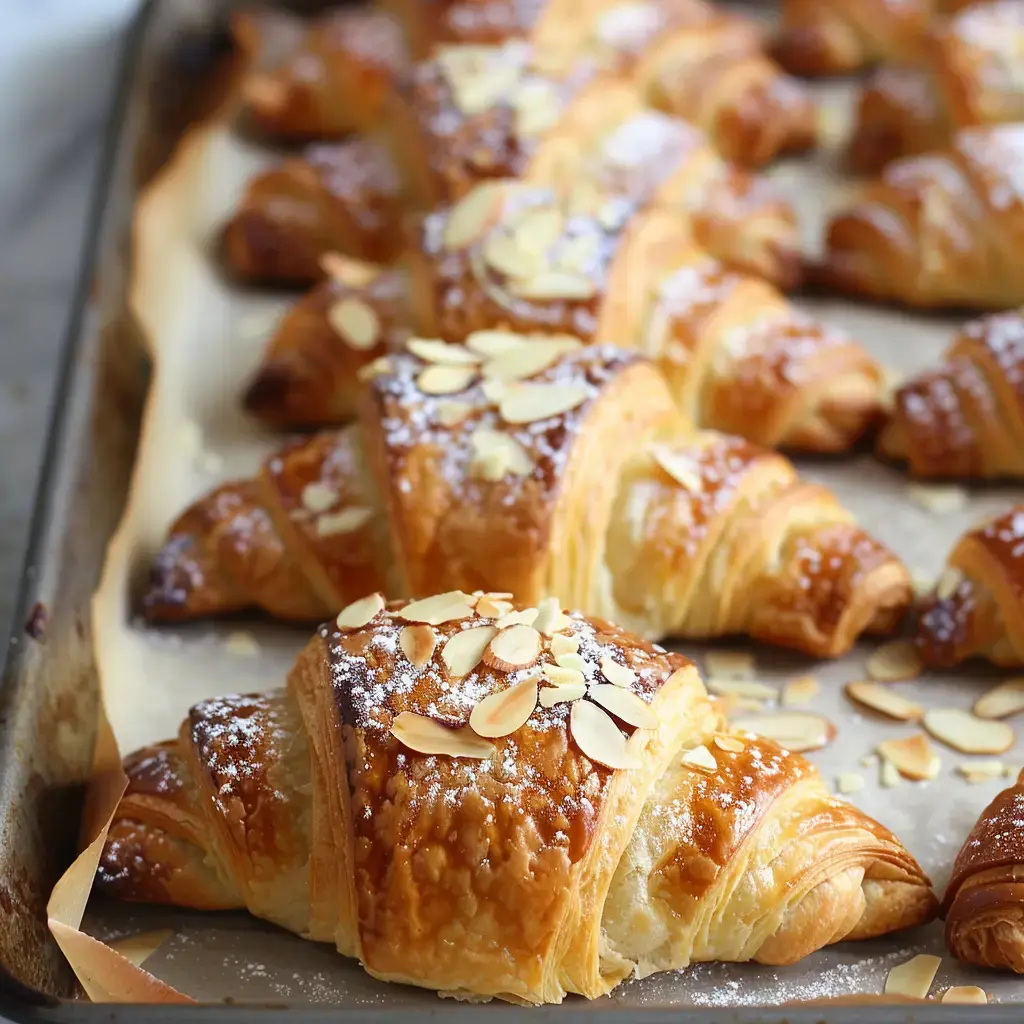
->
[814,125,1024,309]
[149,341,910,656]
[847,2,1024,175]
[944,767,1024,972]
[98,596,936,1002]
[221,141,406,284]
[878,309,1024,479]
[232,7,407,140]
[916,505,1024,667]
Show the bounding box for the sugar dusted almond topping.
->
[481,378,508,404]
[442,625,499,677]
[316,507,373,537]
[483,338,579,382]
[570,700,639,770]
[704,651,754,679]
[884,954,941,1000]
[469,677,539,738]
[483,230,545,279]
[485,623,541,670]
[301,482,338,514]
[328,297,379,351]
[555,652,586,672]
[781,675,819,707]
[400,624,436,669]
[476,595,514,619]
[513,80,561,136]
[436,400,473,428]
[509,269,597,301]
[319,252,381,288]
[539,681,586,707]
[923,707,1014,755]
[681,745,718,773]
[543,664,585,687]
[533,596,568,635]
[729,711,835,753]
[600,655,636,689]
[469,427,533,481]
[496,607,538,629]
[935,566,964,601]
[511,205,564,256]
[707,679,778,701]
[941,986,987,1004]
[589,684,657,729]
[974,678,1024,719]
[465,329,524,357]
[714,735,744,753]
[956,760,1005,783]
[879,757,902,787]
[907,483,967,514]
[407,337,480,365]
[555,232,601,274]
[390,712,493,759]
[877,734,940,780]
[551,633,580,658]
[357,356,392,382]
[499,381,589,424]
[867,640,923,682]
[652,447,704,493]
[399,591,476,625]
[443,183,501,250]
[336,592,385,631]
[836,772,865,794]
[417,364,478,396]
[845,680,923,722]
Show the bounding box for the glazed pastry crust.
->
[99,600,935,1002]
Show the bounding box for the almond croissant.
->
[99,596,936,1002]
[151,342,911,656]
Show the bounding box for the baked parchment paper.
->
[46,68,1024,1007]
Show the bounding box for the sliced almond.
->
[729,711,835,753]
[935,566,964,601]
[781,675,819,707]
[443,184,501,250]
[555,652,586,672]
[406,338,480,365]
[469,427,533,481]
[707,679,779,701]
[512,206,564,253]
[476,596,514,619]
[328,297,379,351]
[336,592,385,631]
[513,81,561,136]
[714,735,744,753]
[911,571,934,599]
[866,640,923,682]
[390,711,493,759]
[859,753,879,768]
[880,757,902,788]
[499,382,589,424]
[974,678,1024,720]
[704,651,754,680]
[357,355,392,382]
[301,482,338,514]
[589,685,658,729]
[442,625,499,677]
[316,507,373,537]
[956,760,1006,783]
[551,633,580,658]
[483,338,578,382]
[485,623,541,670]
[923,707,1014,755]
[543,664,585,687]
[465,329,524,357]
[884,953,941,1000]
[469,677,538,738]
[533,596,568,636]
[555,232,601,274]
[652,447,704,493]
[417,364,477,396]
[436,400,473,428]
[845,680,923,722]
[509,270,597,301]
[877,734,940,780]
[400,624,436,669]
[224,631,260,658]
[600,655,636,689]
[570,699,638,770]
[399,591,476,625]
[836,772,865,794]
[941,986,988,1004]
[319,252,380,288]
[539,682,586,707]
[681,745,718,773]
[907,483,967,515]
[483,231,544,279]
[496,607,538,629]
[481,377,508,404]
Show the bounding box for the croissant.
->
[943,767,1024,972]
[150,340,911,655]
[847,2,1024,175]
[231,7,407,140]
[916,505,1024,668]
[98,595,936,1002]
[814,125,1024,309]
[878,310,1024,479]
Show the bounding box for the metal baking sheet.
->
[9,0,1024,1020]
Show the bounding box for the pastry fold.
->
[99,597,936,1002]
[149,340,910,656]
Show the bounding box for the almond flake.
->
[836,772,865,794]
[319,252,380,288]
[469,428,533,481]
[406,338,480,365]
[539,681,586,707]
[877,734,940,780]
[336,592,385,631]
[730,711,835,753]
[923,708,1014,755]
[551,633,580,658]
[481,378,508,404]
[589,685,658,729]
[781,675,819,707]
[543,664,585,687]
[465,329,524,357]
[533,597,567,635]
[880,757,902,787]
[483,231,544,279]
[417,364,477,395]
[600,655,636,689]
[399,624,436,669]
[485,623,541,671]
[555,652,586,671]
[941,986,988,1004]
[907,483,967,514]
[571,700,639,769]
[707,679,778,701]
[652,447,704,493]
[496,607,538,629]
[704,651,754,679]
[357,356,392,382]
[555,233,600,274]
[390,712,493,759]
[513,81,561,137]
[956,760,1006,783]
[935,566,963,601]
[443,184,501,250]
[301,482,338,514]
[399,591,476,625]
[681,745,718,773]
[866,640,923,682]
[469,677,538,738]
[859,753,879,768]
[224,631,260,658]
[884,954,941,1000]
[436,400,473,428]
[316,506,373,536]
[483,338,579,382]
[499,382,589,424]
[512,206,565,254]
[911,571,934,598]
[476,596,514,618]
[845,680,923,722]
[714,735,744,753]
[328,297,379,351]
[974,678,1024,719]
[509,270,597,301]
[442,625,499,677]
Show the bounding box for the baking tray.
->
[5,0,1024,1020]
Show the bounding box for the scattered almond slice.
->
[651,447,704,493]
[879,757,902,788]
[483,231,545,279]
[399,591,476,625]
[391,712,493,759]
[729,711,835,753]
[336,592,385,631]
[555,652,586,672]
[907,483,968,514]
[436,400,473,428]
[570,700,639,770]
[509,269,596,301]
[496,607,538,629]
[316,507,373,537]
[328,297,379,350]
[485,624,541,670]
[539,682,586,707]
[704,651,754,679]
[476,596,514,619]
[301,482,338,514]
[417,364,477,396]
[714,735,744,753]
[781,675,819,707]
[399,624,436,669]
[319,252,380,288]
[442,625,499,677]
[551,633,580,658]
[443,184,501,250]
[407,337,480,365]
[483,338,578,382]
[935,566,963,601]
[956,760,1006,784]
[466,330,523,358]
[589,685,658,729]
[884,954,941,1000]
[974,678,1024,720]
[836,772,865,795]
[469,678,538,738]
[543,664,585,687]
[845,680,923,722]
[499,382,589,424]
[481,378,508,404]
[941,986,987,1004]
[867,640,923,682]
[877,734,940,780]
[224,631,260,658]
[469,427,534,480]
[707,679,778,701]
[533,596,567,635]
[911,571,934,599]
[681,745,718,773]
[859,753,879,768]
[923,708,1014,755]
[357,355,392,382]
[600,655,636,689]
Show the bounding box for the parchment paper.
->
[51,64,1024,1007]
